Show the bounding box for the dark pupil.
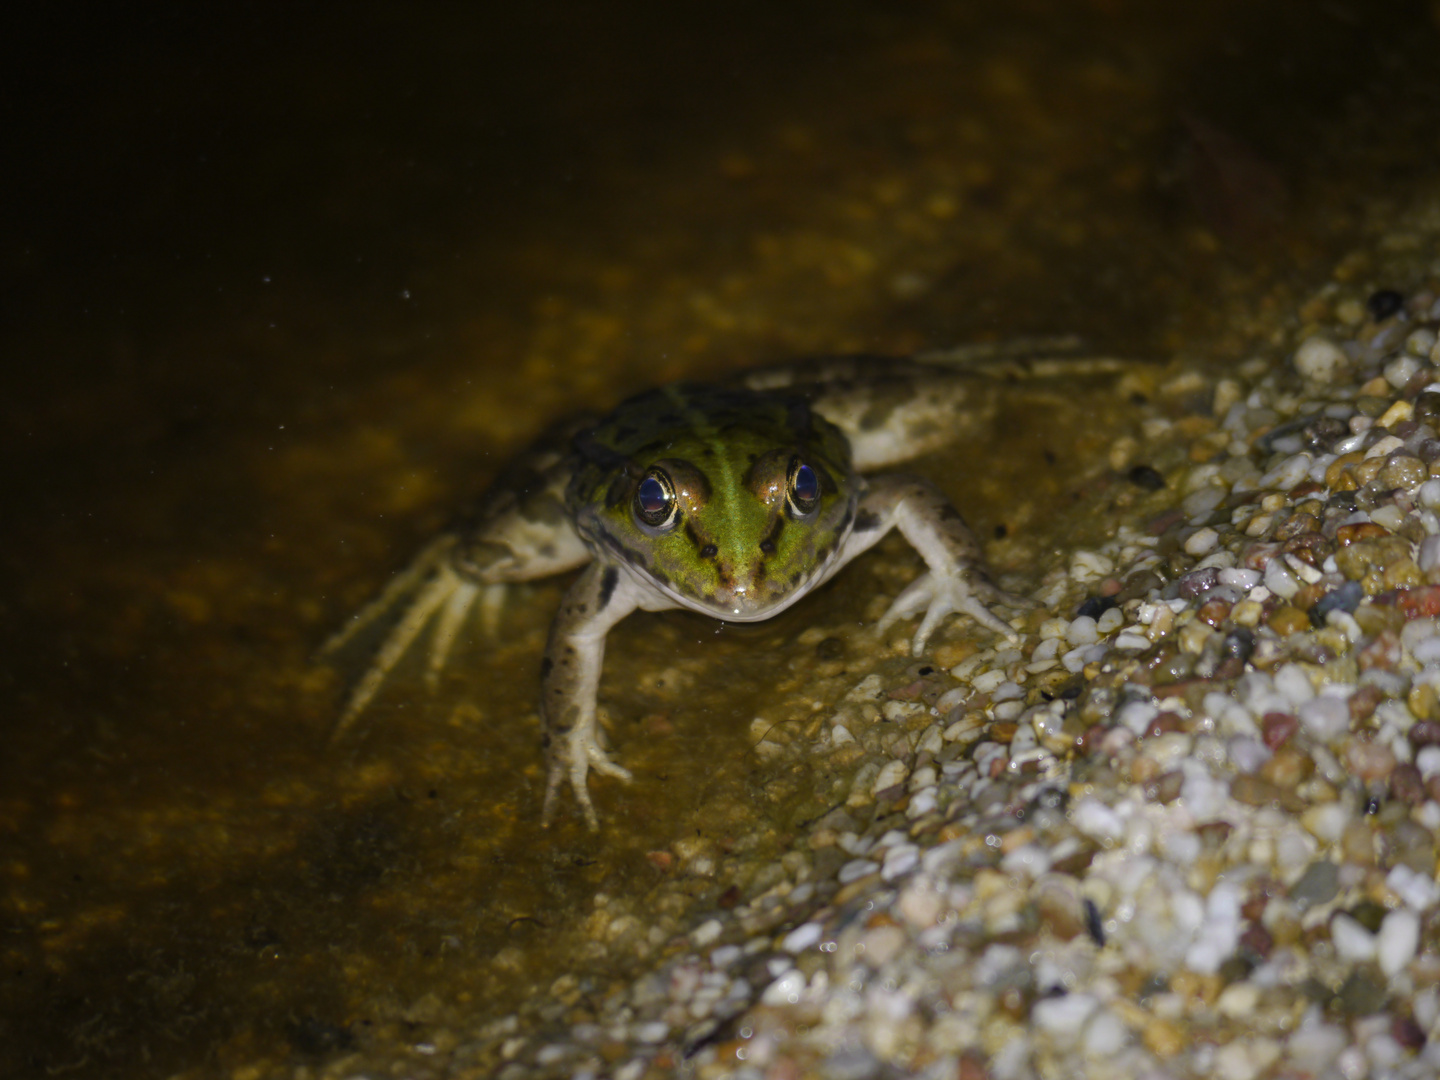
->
[637,475,670,517]
[793,463,819,504]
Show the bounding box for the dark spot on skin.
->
[540,658,553,679]
[1043,448,1057,466]
[538,542,557,559]
[576,603,587,613]
[938,504,963,523]
[994,524,1007,539]
[564,646,575,655]
[598,566,619,610]
[753,561,767,586]
[762,515,786,551]
[853,509,881,532]
[700,544,718,559]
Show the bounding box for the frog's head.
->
[572,389,857,620]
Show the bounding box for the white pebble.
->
[1072,796,1126,842]
[882,843,920,881]
[1274,664,1315,706]
[1377,909,1419,977]
[1183,485,1227,516]
[1294,335,1348,382]
[838,858,880,884]
[1385,353,1422,388]
[1330,914,1376,963]
[1410,327,1439,357]
[1387,865,1439,911]
[1067,615,1099,646]
[1082,1010,1127,1057]
[1263,556,1300,600]
[1259,453,1311,491]
[782,921,823,954]
[761,969,806,1006]
[1370,503,1407,532]
[1416,745,1440,778]
[971,669,1006,694]
[999,844,1052,878]
[1031,992,1098,1039]
[1420,535,1440,576]
[1114,632,1151,651]
[692,919,723,946]
[1228,736,1271,774]
[1220,567,1261,589]
[1421,478,1440,509]
[635,1021,669,1043]
[1097,607,1125,633]
[873,759,909,794]
[1185,527,1219,556]
[1117,701,1159,735]
[1298,696,1349,741]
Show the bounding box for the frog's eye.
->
[634,470,679,530]
[787,459,822,516]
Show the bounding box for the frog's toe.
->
[879,571,1022,653]
[543,725,633,831]
[424,578,482,687]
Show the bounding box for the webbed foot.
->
[876,570,1028,654]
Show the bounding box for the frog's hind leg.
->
[425,575,482,688]
[326,536,480,741]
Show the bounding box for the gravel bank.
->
[312,199,1440,1080]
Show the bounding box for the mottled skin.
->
[326,351,1074,829]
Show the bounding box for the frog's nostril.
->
[759,540,776,554]
[699,543,718,559]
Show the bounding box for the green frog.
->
[327,349,1099,829]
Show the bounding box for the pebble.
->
[1295,335,1348,382]
[1330,914,1377,963]
[1377,910,1419,977]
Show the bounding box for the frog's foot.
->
[542,723,633,832]
[326,541,482,742]
[877,570,1026,654]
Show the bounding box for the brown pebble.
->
[1343,737,1397,781]
[1376,584,1440,618]
[1197,598,1232,627]
[1276,513,1322,541]
[1392,1015,1428,1051]
[1144,769,1185,804]
[1261,712,1299,750]
[1428,775,1440,804]
[1268,605,1310,636]
[1409,719,1440,747]
[1325,452,1365,492]
[1391,764,1428,805]
[1239,923,1274,959]
[989,721,1018,744]
[1349,684,1385,722]
[1259,746,1314,789]
[1336,521,1392,546]
[1357,630,1402,672]
[1231,774,1306,812]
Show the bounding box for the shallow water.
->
[4,2,1440,1076]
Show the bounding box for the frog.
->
[325,346,1106,829]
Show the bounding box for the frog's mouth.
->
[628,556,844,623]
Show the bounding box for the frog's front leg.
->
[540,562,652,831]
[840,476,1025,653]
